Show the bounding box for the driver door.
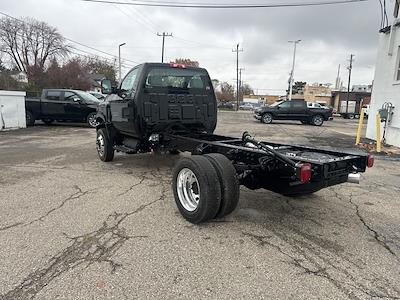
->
[276,101,291,119]
[109,67,139,134]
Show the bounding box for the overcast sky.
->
[1,0,389,95]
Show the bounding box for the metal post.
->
[288,40,301,101]
[376,113,381,152]
[118,42,126,83]
[355,108,365,145]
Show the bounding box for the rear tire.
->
[25,111,35,126]
[172,156,221,224]
[311,115,324,126]
[96,128,114,162]
[204,154,240,218]
[262,113,273,124]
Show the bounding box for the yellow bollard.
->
[355,108,365,145]
[376,113,381,153]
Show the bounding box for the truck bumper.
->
[254,114,262,120]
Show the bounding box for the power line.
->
[82,0,368,9]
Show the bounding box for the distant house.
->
[331,91,371,114]
[366,0,400,147]
[292,83,332,105]
[87,73,106,93]
[8,71,28,84]
[352,84,372,93]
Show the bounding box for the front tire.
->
[26,111,35,126]
[172,156,222,224]
[87,112,99,128]
[262,113,273,124]
[311,115,324,126]
[96,128,114,162]
[204,154,240,218]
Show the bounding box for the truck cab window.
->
[46,91,61,101]
[279,101,291,108]
[292,101,305,108]
[120,68,139,92]
[64,91,79,101]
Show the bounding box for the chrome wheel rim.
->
[177,168,200,212]
[314,116,323,125]
[263,114,272,123]
[96,133,105,156]
[88,114,98,127]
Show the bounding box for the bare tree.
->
[0,17,69,82]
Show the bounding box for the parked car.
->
[239,103,254,110]
[89,92,106,101]
[254,99,333,126]
[25,89,102,127]
[217,101,235,110]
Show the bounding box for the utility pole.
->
[118,42,126,83]
[346,54,354,114]
[288,40,301,101]
[157,32,173,63]
[335,64,341,90]
[239,68,245,101]
[232,43,243,111]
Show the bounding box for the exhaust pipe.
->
[348,173,361,184]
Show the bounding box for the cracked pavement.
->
[0,114,399,299]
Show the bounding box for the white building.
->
[366,2,400,147]
[0,90,26,130]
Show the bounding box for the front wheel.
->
[26,111,35,126]
[87,112,99,128]
[172,156,222,224]
[96,128,114,162]
[261,113,273,124]
[311,115,324,126]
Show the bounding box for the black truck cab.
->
[97,63,217,141]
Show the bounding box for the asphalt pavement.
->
[0,112,399,299]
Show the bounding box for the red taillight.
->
[170,63,186,69]
[367,155,374,168]
[300,163,312,184]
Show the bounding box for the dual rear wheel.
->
[172,154,240,224]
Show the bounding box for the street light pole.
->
[288,40,301,101]
[118,42,126,83]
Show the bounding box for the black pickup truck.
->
[95,62,373,224]
[25,89,102,127]
[254,99,333,126]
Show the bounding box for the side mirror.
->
[101,79,112,95]
[73,97,80,102]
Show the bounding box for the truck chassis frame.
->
[97,123,372,223]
